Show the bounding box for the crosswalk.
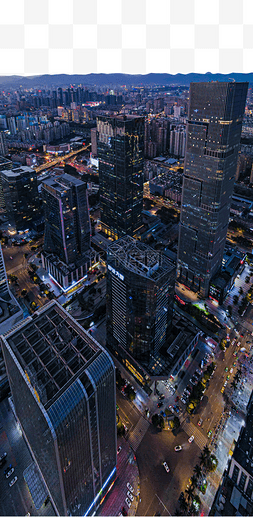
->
[128,416,150,451]
[182,420,208,450]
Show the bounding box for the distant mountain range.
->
[0,72,253,88]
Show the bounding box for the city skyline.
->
[0,74,252,517]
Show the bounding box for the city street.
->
[113,326,253,516]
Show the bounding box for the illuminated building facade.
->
[0,166,40,231]
[42,174,91,289]
[97,115,144,240]
[106,236,176,373]
[1,301,117,516]
[177,81,248,296]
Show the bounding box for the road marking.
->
[128,416,150,451]
[155,493,171,516]
[182,421,208,449]
[6,263,25,274]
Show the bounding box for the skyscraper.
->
[97,115,144,240]
[1,301,117,516]
[106,236,176,372]
[42,174,91,290]
[177,81,248,296]
[0,242,23,334]
[0,166,40,231]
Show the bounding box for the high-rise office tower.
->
[0,242,23,333]
[1,166,40,231]
[106,236,176,370]
[0,157,13,211]
[0,131,8,156]
[177,81,248,296]
[97,115,144,240]
[1,301,117,516]
[42,174,91,289]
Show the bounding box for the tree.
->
[239,287,244,295]
[179,495,188,514]
[152,414,160,428]
[203,445,211,459]
[227,305,233,316]
[173,416,180,429]
[207,454,218,472]
[159,416,165,429]
[231,380,237,390]
[117,422,125,436]
[185,485,194,503]
[233,295,239,305]
[193,464,202,479]
[199,452,207,468]
[190,475,198,489]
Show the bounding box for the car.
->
[125,498,131,509]
[4,465,12,476]
[0,452,7,463]
[198,419,203,427]
[188,435,194,443]
[196,368,202,376]
[127,491,134,502]
[181,396,187,404]
[190,377,197,385]
[207,430,212,438]
[246,341,251,344]
[224,380,228,387]
[127,482,133,492]
[9,476,17,487]
[121,507,128,516]
[158,394,165,400]
[186,385,192,393]
[225,367,229,372]
[184,389,191,396]
[162,461,170,473]
[233,361,237,366]
[174,445,182,452]
[5,467,14,479]
[226,375,230,380]
[157,402,163,408]
[221,387,225,393]
[116,404,119,410]
[117,446,122,455]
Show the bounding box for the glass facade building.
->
[1,301,117,516]
[106,236,176,369]
[0,166,40,231]
[97,115,144,240]
[42,174,90,265]
[177,82,248,296]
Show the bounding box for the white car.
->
[181,397,187,404]
[162,461,170,473]
[125,497,131,508]
[9,476,18,487]
[127,491,134,501]
[127,482,133,492]
[174,445,182,452]
[5,467,14,479]
[188,435,194,443]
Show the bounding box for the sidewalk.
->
[99,437,140,517]
[198,352,253,514]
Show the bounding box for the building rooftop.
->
[0,166,33,178]
[107,235,175,281]
[3,301,103,409]
[42,173,85,195]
